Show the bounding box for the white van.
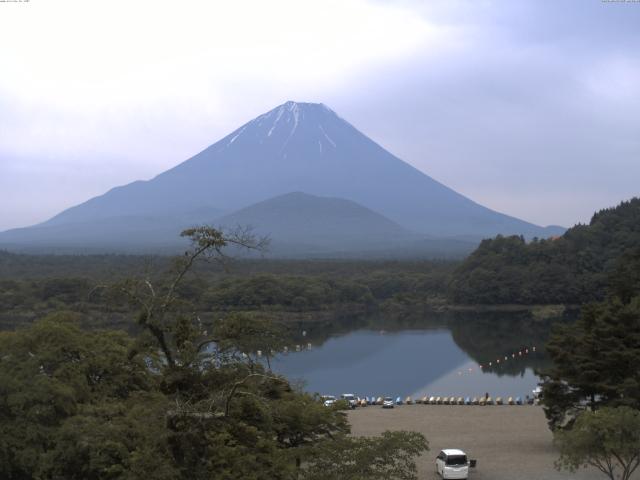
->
[435,449,475,479]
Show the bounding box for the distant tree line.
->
[449,198,640,305]
[0,262,453,331]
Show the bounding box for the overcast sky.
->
[1,0,638,231]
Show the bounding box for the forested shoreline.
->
[449,198,640,305]
[2,199,638,332]
[0,254,455,331]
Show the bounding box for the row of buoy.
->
[446,346,540,378]
[479,346,537,370]
[356,395,538,406]
[255,343,314,357]
[253,345,538,363]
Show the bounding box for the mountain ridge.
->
[0,101,565,256]
[216,191,415,253]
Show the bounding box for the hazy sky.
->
[1,0,638,231]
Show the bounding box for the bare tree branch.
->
[224,372,286,417]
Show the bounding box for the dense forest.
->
[449,198,640,305]
[0,253,454,331]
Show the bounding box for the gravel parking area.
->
[348,405,623,480]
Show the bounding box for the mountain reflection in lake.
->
[271,329,539,398]
[268,311,565,398]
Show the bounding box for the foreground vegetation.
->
[0,227,429,480]
[539,244,640,479]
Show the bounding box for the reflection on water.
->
[413,360,539,398]
[269,310,570,398]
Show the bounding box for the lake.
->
[267,311,558,400]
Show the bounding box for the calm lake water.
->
[268,312,557,399]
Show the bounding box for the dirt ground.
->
[348,405,628,480]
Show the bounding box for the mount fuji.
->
[0,101,563,256]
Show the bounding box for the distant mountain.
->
[217,192,411,250]
[214,192,477,257]
[0,192,477,257]
[0,101,564,256]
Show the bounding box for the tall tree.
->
[540,298,640,430]
[302,431,428,480]
[0,312,165,480]
[554,407,640,480]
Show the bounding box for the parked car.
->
[435,449,475,479]
[340,393,358,409]
[382,396,395,408]
[321,395,336,407]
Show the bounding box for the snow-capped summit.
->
[219,101,342,154]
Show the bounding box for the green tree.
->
[449,198,640,306]
[541,298,640,429]
[302,430,428,480]
[609,247,640,305]
[270,392,350,471]
[0,312,161,480]
[0,226,430,479]
[212,312,290,370]
[554,407,640,480]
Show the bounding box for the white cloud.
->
[0,0,437,155]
